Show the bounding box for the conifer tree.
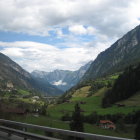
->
[70,103,84,132]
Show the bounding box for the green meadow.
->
[48,87,140,120]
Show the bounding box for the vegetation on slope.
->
[102,64,140,107]
[58,73,119,104]
[48,87,140,120]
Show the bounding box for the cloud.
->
[69,25,87,35]
[0,0,139,38]
[0,0,140,72]
[0,40,112,72]
[1,47,24,57]
[69,25,96,35]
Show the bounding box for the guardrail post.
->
[8,133,11,137]
[23,127,27,140]
[45,131,53,137]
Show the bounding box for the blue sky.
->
[0,0,140,72]
[0,27,95,47]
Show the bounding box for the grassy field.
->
[45,86,140,139]
[18,89,31,95]
[118,91,140,106]
[72,86,91,97]
[48,87,140,120]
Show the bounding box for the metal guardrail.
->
[0,125,59,140]
[0,119,135,140]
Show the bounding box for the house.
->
[99,120,116,130]
[6,81,14,89]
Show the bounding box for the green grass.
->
[118,91,140,106]
[11,115,69,130]
[109,74,119,80]
[18,89,30,95]
[84,123,134,139]
[48,87,140,120]
[72,86,91,97]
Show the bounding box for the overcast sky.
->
[0,0,140,72]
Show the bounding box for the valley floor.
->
[0,85,140,139]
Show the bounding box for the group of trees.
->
[84,110,140,125]
[63,104,140,126]
[102,64,140,107]
[88,81,105,96]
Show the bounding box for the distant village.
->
[0,81,59,117]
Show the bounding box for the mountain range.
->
[31,61,92,91]
[82,25,140,81]
[1,25,140,96]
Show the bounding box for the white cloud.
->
[1,47,24,57]
[0,40,111,72]
[53,80,67,86]
[69,25,96,35]
[69,25,87,35]
[0,0,139,37]
[0,0,140,72]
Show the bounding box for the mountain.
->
[82,25,140,81]
[0,52,63,95]
[32,61,92,91]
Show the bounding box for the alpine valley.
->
[0,25,140,139]
[1,1,140,139]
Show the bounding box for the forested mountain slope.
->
[102,64,140,107]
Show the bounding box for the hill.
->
[0,52,63,95]
[82,25,140,81]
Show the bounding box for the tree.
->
[70,103,84,132]
[40,103,48,116]
[116,118,126,132]
[135,119,140,140]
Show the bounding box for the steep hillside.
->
[0,52,63,95]
[83,25,140,81]
[32,61,92,91]
[102,63,140,107]
[58,73,119,104]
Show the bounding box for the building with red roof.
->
[99,120,116,130]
